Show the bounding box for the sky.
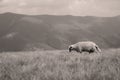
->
[0,0,120,17]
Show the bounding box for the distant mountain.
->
[0,12,120,52]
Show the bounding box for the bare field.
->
[0,49,120,80]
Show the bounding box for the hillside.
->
[0,12,120,51]
[0,49,120,80]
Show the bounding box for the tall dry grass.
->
[0,49,120,80]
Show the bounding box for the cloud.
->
[0,0,120,16]
[67,0,120,16]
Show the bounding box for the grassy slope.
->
[1,13,120,51]
[0,49,120,80]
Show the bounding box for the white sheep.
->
[69,41,101,53]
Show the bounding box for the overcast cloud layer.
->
[0,0,120,16]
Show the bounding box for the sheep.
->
[69,41,101,53]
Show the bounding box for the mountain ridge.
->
[0,12,120,51]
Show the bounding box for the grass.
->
[0,49,120,80]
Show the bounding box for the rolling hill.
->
[0,12,120,51]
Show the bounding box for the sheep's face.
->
[69,45,74,52]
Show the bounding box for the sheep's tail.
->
[95,45,101,53]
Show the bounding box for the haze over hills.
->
[0,12,120,51]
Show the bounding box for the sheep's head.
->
[69,45,74,52]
